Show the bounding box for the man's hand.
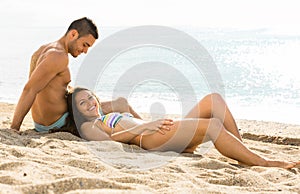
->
[5,128,22,134]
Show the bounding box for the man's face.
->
[68,34,96,57]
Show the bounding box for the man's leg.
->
[101,97,142,119]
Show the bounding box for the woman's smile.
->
[88,105,96,111]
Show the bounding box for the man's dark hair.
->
[66,17,99,39]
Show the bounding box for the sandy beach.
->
[0,102,299,193]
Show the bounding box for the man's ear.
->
[69,29,79,40]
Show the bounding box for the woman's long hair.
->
[49,87,100,137]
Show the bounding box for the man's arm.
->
[10,52,68,130]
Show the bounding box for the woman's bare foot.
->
[266,160,300,169]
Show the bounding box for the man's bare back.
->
[30,43,70,126]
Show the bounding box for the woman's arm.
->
[80,119,173,143]
[110,119,174,143]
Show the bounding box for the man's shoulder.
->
[38,42,67,56]
[34,42,67,58]
[42,48,69,67]
[46,49,68,59]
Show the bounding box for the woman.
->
[59,87,299,169]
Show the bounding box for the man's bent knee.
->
[116,97,128,105]
[111,97,129,112]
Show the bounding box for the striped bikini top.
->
[98,112,133,128]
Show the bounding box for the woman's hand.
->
[142,119,174,135]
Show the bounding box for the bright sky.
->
[1,0,300,33]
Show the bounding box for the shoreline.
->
[1,102,299,193]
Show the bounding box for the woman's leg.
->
[184,93,242,141]
[139,118,297,168]
[205,118,297,168]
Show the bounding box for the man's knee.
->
[115,97,129,109]
[116,97,128,105]
[112,97,129,112]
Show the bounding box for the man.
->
[11,17,99,132]
[11,17,141,132]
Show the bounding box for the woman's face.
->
[75,90,100,120]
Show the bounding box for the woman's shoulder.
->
[81,120,97,131]
[79,120,111,141]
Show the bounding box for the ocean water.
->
[1,26,300,125]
